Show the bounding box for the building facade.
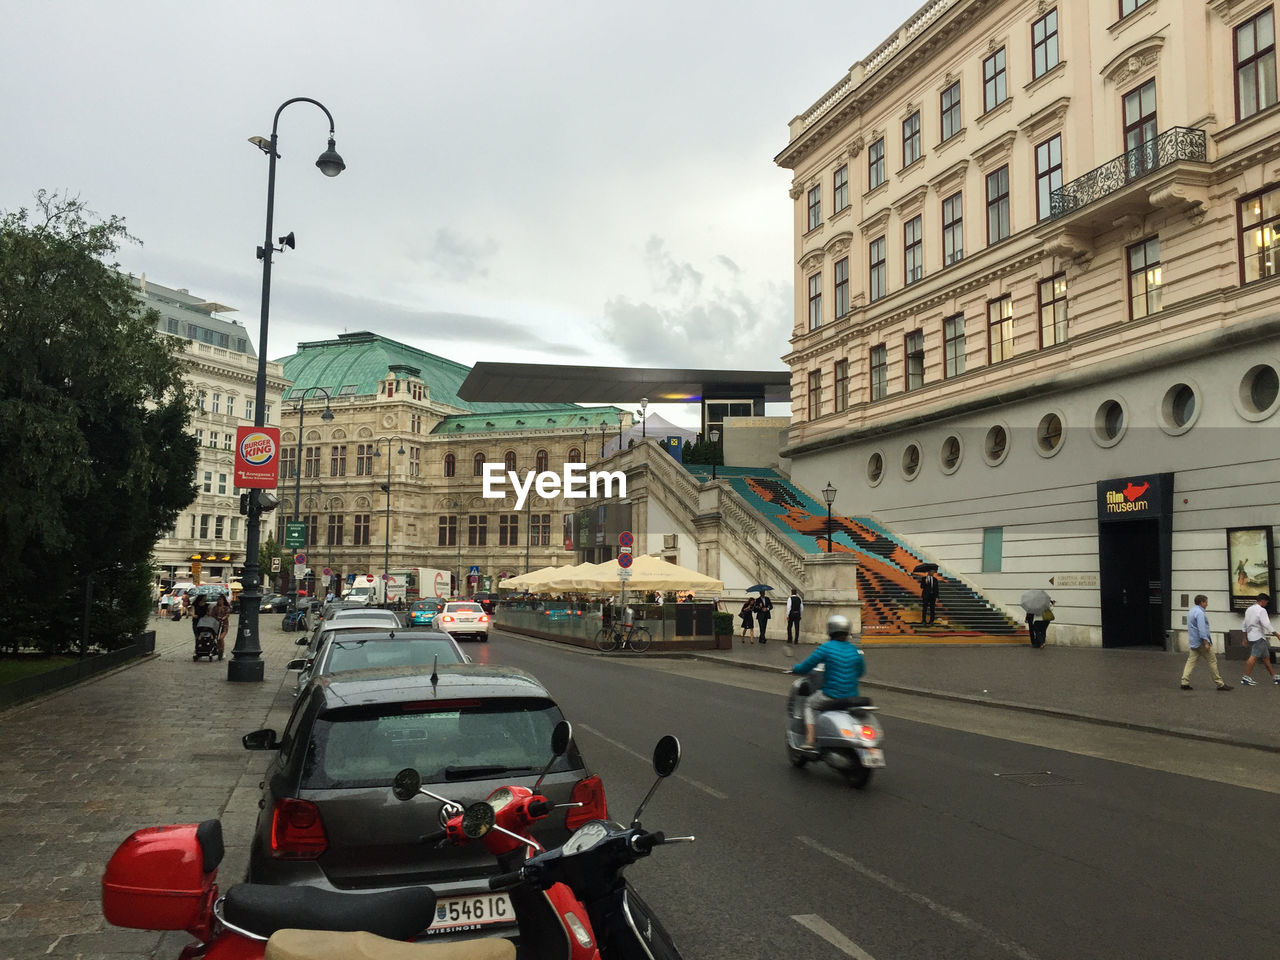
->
[776,0,1280,647]
[139,277,288,586]
[276,332,626,596]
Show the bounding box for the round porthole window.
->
[901,443,921,479]
[1093,398,1127,447]
[1036,412,1064,457]
[1234,362,1280,422]
[1159,381,1201,435]
[867,451,884,486]
[984,424,1009,465]
[940,435,962,474]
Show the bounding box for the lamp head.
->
[822,481,837,506]
[321,406,334,422]
[315,138,345,177]
[710,429,720,443]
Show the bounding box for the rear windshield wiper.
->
[444,764,536,780]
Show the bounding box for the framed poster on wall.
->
[1226,526,1274,612]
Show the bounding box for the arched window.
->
[473,453,486,476]
[536,449,549,471]
[567,448,581,464]
[504,450,517,472]
[443,453,455,477]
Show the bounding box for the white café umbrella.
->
[578,554,724,595]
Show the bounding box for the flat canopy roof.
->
[457,362,792,404]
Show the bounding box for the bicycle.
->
[593,620,652,653]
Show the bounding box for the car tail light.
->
[565,776,607,829]
[478,614,490,622]
[440,615,454,622]
[270,798,327,859]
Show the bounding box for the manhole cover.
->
[994,771,1078,787]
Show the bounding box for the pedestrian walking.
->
[920,571,940,624]
[786,588,803,643]
[1239,593,1280,686]
[755,594,773,644]
[738,598,756,642]
[1180,594,1231,691]
[212,594,231,658]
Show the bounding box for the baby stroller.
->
[193,615,222,662]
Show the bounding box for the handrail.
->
[1049,127,1206,220]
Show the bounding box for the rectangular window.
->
[1123,79,1158,179]
[409,447,421,477]
[356,443,373,476]
[834,359,850,412]
[1035,135,1063,222]
[438,515,457,547]
[981,527,1004,573]
[226,397,234,419]
[1032,9,1059,79]
[499,515,519,546]
[327,514,344,547]
[230,517,239,541]
[304,514,319,547]
[530,513,551,547]
[833,165,849,213]
[202,471,212,494]
[468,515,488,547]
[869,236,887,302]
[211,393,220,414]
[944,314,966,378]
[986,165,1010,244]
[195,428,204,447]
[244,399,254,422]
[1038,274,1069,347]
[214,516,225,540]
[943,192,964,265]
[1120,0,1151,17]
[807,370,823,420]
[217,473,227,495]
[983,48,1007,112]
[941,81,962,141]
[1127,237,1163,318]
[223,433,232,451]
[353,514,371,546]
[330,444,347,477]
[834,257,850,318]
[904,215,923,285]
[1236,9,1277,120]
[869,345,888,401]
[987,296,1015,363]
[904,330,925,391]
[807,184,822,231]
[1241,184,1280,283]
[868,138,886,190]
[279,447,295,480]
[199,514,210,539]
[303,446,321,479]
[902,111,921,167]
[808,272,823,330]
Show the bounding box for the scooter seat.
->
[222,883,436,941]
[816,695,872,712]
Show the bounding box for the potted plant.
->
[713,611,734,649]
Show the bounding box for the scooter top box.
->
[102,821,222,931]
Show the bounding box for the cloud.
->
[406,227,500,283]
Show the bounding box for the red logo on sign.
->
[1122,482,1149,502]
[234,426,281,489]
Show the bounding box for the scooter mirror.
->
[295,637,308,646]
[551,720,572,758]
[652,735,681,778]
[461,801,496,839]
[392,768,422,801]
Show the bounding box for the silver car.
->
[292,616,411,695]
[287,630,469,691]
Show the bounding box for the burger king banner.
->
[235,426,281,489]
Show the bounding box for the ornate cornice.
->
[893,184,930,219]
[928,157,969,195]
[824,231,855,257]
[1018,96,1070,142]
[973,129,1019,171]
[1101,35,1165,86]
[860,206,892,238]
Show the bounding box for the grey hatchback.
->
[242,666,607,940]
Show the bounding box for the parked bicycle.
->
[593,619,652,653]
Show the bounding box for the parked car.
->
[260,593,290,613]
[293,615,414,695]
[242,665,605,942]
[286,629,469,692]
[436,601,491,641]
[407,598,445,627]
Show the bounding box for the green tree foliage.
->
[260,533,283,593]
[0,192,198,652]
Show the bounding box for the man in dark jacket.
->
[920,572,940,624]
[785,588,803,643]
[791,615,864,750]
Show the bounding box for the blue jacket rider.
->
[791,614,864,749]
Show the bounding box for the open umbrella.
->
[912,563,938,574]
[745,584,774,593]
[1019,589,1052,615]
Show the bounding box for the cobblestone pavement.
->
[0,613,303,960]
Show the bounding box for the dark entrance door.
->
[1099,519,1164,647]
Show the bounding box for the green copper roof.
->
[274,331,581,414]
[434,407,625,434]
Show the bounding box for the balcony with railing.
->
[1049,127,1207,219]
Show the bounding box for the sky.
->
[1,1,904,426]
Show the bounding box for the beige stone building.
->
[275,332,626,596]
[776,0,1280,648]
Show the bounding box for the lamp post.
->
[374,436,406,607]
[822,481,837,553]
[443,496,463,597]
[524,496,532,574]
[581,430,588,461]
[709,429,719,481]
[599,423,607,459]
[289,387,333,613]
[640,397,648,438]
[616,410,624,450]
[232,97,345,684]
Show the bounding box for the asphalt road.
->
[480,629,1280,960]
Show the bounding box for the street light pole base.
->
[226,657,265,682]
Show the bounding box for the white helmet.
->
[826,614,852,638]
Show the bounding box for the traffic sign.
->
[284,521,306,549]
[270,557,281,572]
[617,568,632,580]
[293,553,306,565]
[469,565,480,576]
[366,575,374,582]
[322,567,331,577]
[618,545,632,555]
[618,531,634,548]
[617,552,633,569]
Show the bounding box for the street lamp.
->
[374,436,406,606]
[709,428,719,481]
[599,423,607,459]
[822,481,837,554]
[616,410,624,450]
[581,430,588,461]
[289,387,333,613]
[233,97,345,684]
[640,397,649,438]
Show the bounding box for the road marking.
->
[797,836,1042,960]
[791,914,877,959]
[578,723,728,799]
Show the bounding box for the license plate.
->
[857,747,885,768]
[425,893,516,934]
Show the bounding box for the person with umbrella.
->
[1020,589,1054,648]
[915,564,940,625]
[749,585,774,643]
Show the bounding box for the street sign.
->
[284,521,306,549]
[270,557,281,572]
[618,530,634,548]
[617,552,633,569]
[469,565,480,576]
[618,546,632,555]
[617,568,632,580]
[293,553,306,565]
[366,575,374,582]
[322,567,331,577]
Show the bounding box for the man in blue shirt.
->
[1180,594,1231,691]
[791,614,865,749]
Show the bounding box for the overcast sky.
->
[2,1,903,424]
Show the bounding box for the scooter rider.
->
[790,614,865,751]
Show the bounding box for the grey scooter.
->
[782,649,885,789]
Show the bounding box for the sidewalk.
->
[693,636,1280,753]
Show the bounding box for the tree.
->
[0,192,198,652]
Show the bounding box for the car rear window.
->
[326,639,462,674]
[301,698,574,789]
[449,603,483,613]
